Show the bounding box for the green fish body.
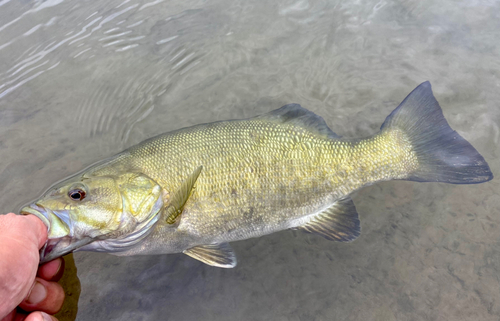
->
[22,82,493,267]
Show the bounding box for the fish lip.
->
[20,204,56,263]
[21,203,51,229]
[21,203,72,236]
[21,203,74,263]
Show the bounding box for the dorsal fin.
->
[299,197,360,242]
[257,104,340,139]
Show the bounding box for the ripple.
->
[0,0,224,149]
[139,0,164,11]
[0,0,173,98]
[75,38,205,145]
[70,6,234,145]
[0,60,60,99]
[77,74,158,143]
[80,74,141,133]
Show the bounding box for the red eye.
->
[69,189,86,201]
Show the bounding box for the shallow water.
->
[1,0,499,320]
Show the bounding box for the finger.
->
[0,309,29,321]
[18,278,64,315]
[0,309,16,321]
[10,311,59,321]
[37,258,64,282]
[18,214,48,250]
[0,214,46,317]
[25,312,58,321]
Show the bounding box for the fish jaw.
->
[39,235,92,263]
[20,203,89,263]
[21,203,71,238]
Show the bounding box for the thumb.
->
[0,213,48,317]
[22,214,49,250]
[0,213,48,250]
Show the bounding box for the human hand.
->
[0,213,65,321]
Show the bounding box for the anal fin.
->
[299,197,361,242]
[183,243,237,268]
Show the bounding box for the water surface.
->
[0,0,499,320]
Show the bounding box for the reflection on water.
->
[1,0,499,320]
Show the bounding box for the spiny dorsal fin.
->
[165,165,203,224]
[257,104,340,139]
[299,197,360,242]
[183,243,237,268]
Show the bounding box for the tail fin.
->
[381,81,493,184]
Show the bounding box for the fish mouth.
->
[38,235,92,263]
[21,204,80,263]
[21,203,71,238]
[21,203,51,229]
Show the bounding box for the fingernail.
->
[40,312,53,321]
[54,258,63,274]
[26,281,47,304]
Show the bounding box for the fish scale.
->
[21,82,493,267]
[106,115,414,242]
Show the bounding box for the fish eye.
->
[68,188,86,201]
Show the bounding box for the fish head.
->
[21,172,165,263]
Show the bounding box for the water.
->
[1,0,499,320]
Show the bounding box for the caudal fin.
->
[381,81,493,184]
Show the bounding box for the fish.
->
[21,82,493,268]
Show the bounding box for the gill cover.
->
[82,172,165,252]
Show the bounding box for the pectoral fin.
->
[299,197,360,242]
[165,165,203,224]
[183,243,237,268]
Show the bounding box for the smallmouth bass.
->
[21,82,493,267]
